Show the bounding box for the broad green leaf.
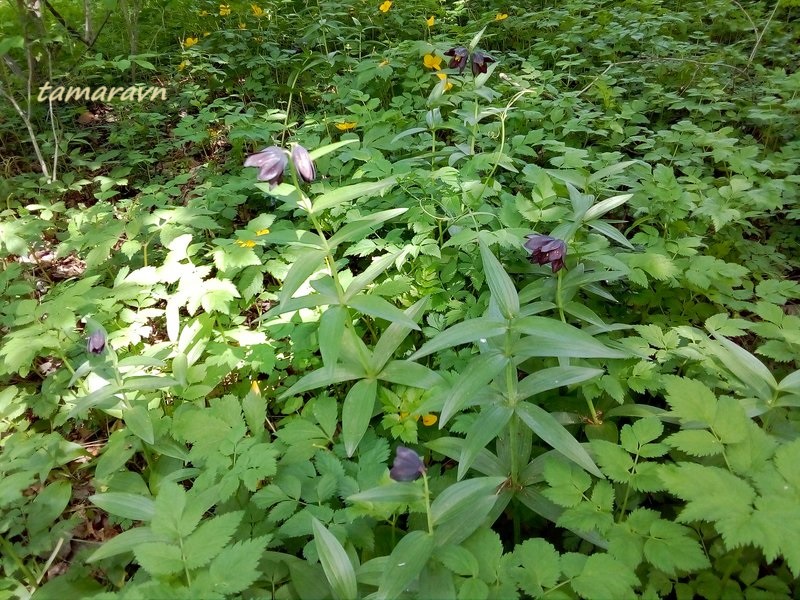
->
[570,554,638,600]
[513,538,562,596]
[378,361,444,389]
[278,249,327,306]
[479,239,519,319]
[90,492,155,521]
[409,318,507,361]
[133,542,183,576]
[516,403,602,477]
[458,404,513,480]
[778,370,800,395]
[517,367,604,401]
[243,383,267,436]
[68,383,122,418]
[343,378,379,456]
[279,364,366,399]
[348,482,425,505]
[440,352,508,426]
[87,527,165,562]
[587,220,634,249]
[319,306,348,367]
[375,531,434,600]
[183,511,243,570]
[662,376,716,424]
[312,177,397,214]
[123,405,154,444]
[27,480,71,535]
[311,517,358,600]
[347,295,420,329]
[513,317,628,359]
[371,298,429,370]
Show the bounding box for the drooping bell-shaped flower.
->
[87,329,106,354]
[444,46,469,73]
[524,234,567,273]
[389,446,426,482]
[291,144,316,183]
[471,49,495,76]
[244,146,288,188]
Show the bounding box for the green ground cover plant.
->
[0,0,799,598]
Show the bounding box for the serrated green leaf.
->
[208,536,270,595]
[133,542,183,576]
[665,430,723,456]
[663,376,717,425]
[183,511,243,570]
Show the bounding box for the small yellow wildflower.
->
[436,72,453,91]
[335,121,357,131]
[239,22,246,29]
[203,31,210,36]
[219,4,231,16]
[178,60,188,71]
[379,59,390,67]
[184,36,199,48]
[423,54,442,70]
[379,1,392,13]
[495,13,508,21]
[251,4,264,16]
[250,380,260,395]
[422,414,438,426]
[199,10,209,16]
[236,239,256,248]
[426,15,435,27]
[256,228,270,236]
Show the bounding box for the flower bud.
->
[291,144,316,183]
[244,146,288,188]
[87,329,106,354]
[390,446,426,482]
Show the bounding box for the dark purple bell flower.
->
[244,146,288,188]
[87,330,106,354]
[291,144,316,183]
[524,234,567,273]
[471,50,494,76]
[444,46,469,73]
[390,446,426,482]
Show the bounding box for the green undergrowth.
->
[0,0,799,598]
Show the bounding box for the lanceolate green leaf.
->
[312,177,397,214]
[344,251,402,301]
[516,402,602,477]
[278,248,327,307]
[479,239,519,319]
[440,352,509,426]
[311,517,359,600]
[347,295,420,330]
[87,527,167,562]
[409,318,507,361]
[348,482,426,505]
[378,361,444,389]
[319,306,348,368]
[513,317,628,359]
[709,334,777,402]
[375,531,434,600]
[328,208,407,249]
[458,404,513,480]
[517,367,604,402]
[430,477,506,526]
[342,378,379,457]
[371,298,429,370]
[280,364,366,399]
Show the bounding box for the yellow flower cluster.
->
[335,121,357,131]
[423,54,452,90]
[219,4,231,16]
[251,4,264,17]
[379,1,392,13]
[183,36,198,48]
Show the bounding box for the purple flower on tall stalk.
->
[87,330,106,354]
[470,50,495,76]
[244,146,288,188]
[524,234,567,272]
[291,144,316,183]
[390,446,426,482]
[444,46,469,73]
